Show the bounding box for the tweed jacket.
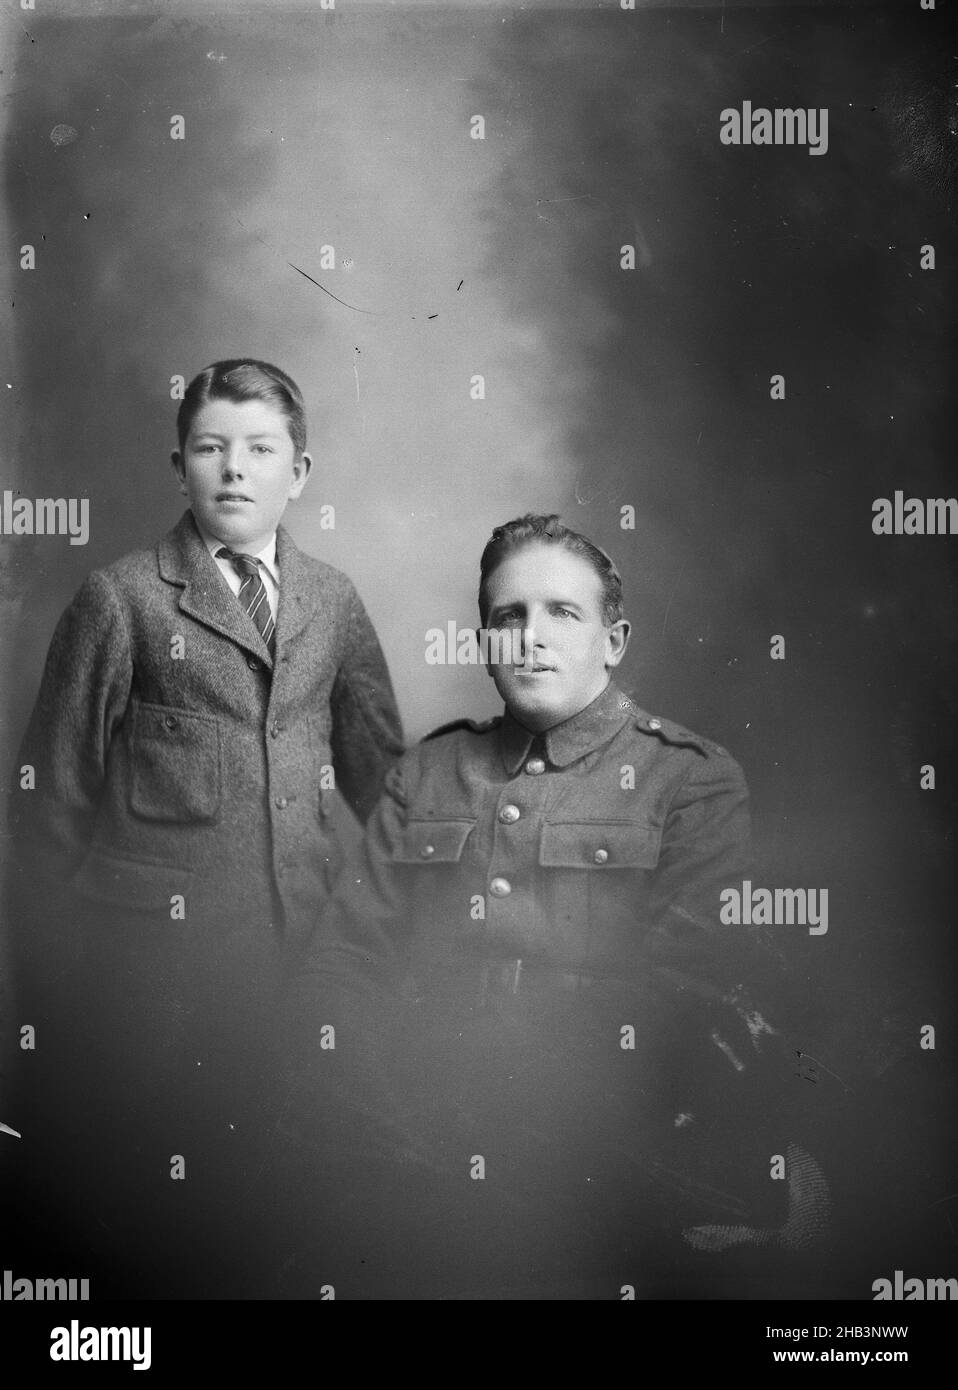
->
[12,509,404,950]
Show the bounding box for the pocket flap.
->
[394,818,476,864]
[129,701,222,823]
[539,820,662,870]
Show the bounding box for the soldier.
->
[284,514,821,1300]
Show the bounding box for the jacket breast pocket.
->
[539,819,662,870]
[539,820,664,967]
[393,818,476,865]
[128,702,222,824]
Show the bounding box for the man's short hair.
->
[478,514,624,626]
[176,359,307,455]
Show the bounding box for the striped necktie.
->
[216,548,275,654]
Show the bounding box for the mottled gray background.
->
[1,0,956,1297]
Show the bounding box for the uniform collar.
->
[499,680,638,774]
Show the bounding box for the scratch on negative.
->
[661,561,688,637]
[288,262,379,316]
[796,1050,852,1093]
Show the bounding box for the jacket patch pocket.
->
[129,702,222,824]
[539,820,662,870]
[394,818,476,865]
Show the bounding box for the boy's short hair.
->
[176,359,307,455]
[478,513,624,626]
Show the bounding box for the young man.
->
[6,359,403,1295]
[286,514,803,1299]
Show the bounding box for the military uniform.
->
[288,682,801,1299]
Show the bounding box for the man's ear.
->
[605,619,630,668]
[477,627,497,680]
[289,450,313,497]
[170,451,188,495]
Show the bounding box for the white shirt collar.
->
[196,520,279,585]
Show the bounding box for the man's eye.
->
[555,607,577,619]
[252,445,274,455]
[496,611,521,624]
[196,444,219,454]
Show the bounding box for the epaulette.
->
[422,716,503,742]
[631,707,728,758]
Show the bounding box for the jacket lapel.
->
[274,525,320,650]
[157,510,274,666]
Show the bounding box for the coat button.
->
[164,715,178,730]
[248,657,261,670]
[274,796,289,810]
[270,721,285,737]
[420,844,436,858]
[489,877,512,897]
[648,718,662,731]
[524,757,546,775]
[593,848,609,865]
[498,804,521,824]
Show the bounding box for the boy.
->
[7,359,403,1294]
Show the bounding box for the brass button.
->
[274,796,289,810]
[524,757,546,775]
[247,657,261,670]
[648,718,662,731]
[593,848,609,865]
[490,877,512,897]
[270,721,285,737]
[164,715,178,730]
[498,804,521,824]
[420,844,436,859]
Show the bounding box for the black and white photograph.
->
[0,0,955,1356]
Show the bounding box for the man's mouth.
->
[513,663,556,675]
[216,492,253,503]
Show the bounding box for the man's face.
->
[171,398,311,554]
[483,541,629,731]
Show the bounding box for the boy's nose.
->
[220,449,245,477]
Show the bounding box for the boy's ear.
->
[170,451,188,495]
[605,619,630,669]
[289,450,313,497]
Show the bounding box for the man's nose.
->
[519,613,543,662]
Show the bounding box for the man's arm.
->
[328,584,404,825]
[283,757,415,1138]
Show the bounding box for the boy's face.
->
[171,398,312,554]
[483,541,630,732]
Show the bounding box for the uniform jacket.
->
[284,681,796,1276]
[302,679,754,996]
[12,508,404,951]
